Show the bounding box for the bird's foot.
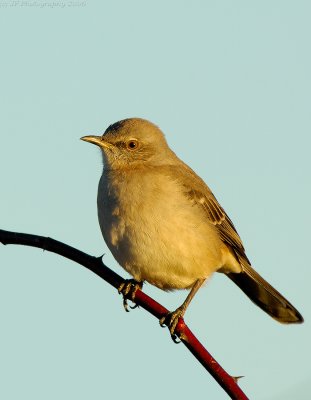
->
[118,279,143,312]
[159,306,185,343]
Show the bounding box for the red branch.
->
[0,229,248,400]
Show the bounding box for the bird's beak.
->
[80,135,114,149]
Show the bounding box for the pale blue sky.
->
[1,1,310,399]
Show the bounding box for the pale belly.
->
[97,171,226,290]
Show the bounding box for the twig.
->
[0,229,248,400]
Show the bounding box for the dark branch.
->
[0,229,248,400]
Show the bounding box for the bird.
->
[81,118,303,338]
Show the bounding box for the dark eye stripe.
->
[113,139,140,150]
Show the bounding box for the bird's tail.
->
[227,264,303,323]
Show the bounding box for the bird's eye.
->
[126,139,140,151]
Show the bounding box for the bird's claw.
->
[118,279,142,312]
[159,307,185,343]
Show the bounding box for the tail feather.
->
[227,264,303,324]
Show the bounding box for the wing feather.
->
[164,163,250,265]
[187,188,251,265]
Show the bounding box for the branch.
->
[0,229,248,400]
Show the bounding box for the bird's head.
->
[81,118,174,169]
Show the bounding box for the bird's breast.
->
[97,169,224,289]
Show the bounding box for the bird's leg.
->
[118,279,143,312]
[160,278,206,340]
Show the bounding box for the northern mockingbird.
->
[81,118,303,337]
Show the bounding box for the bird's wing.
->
[186,187,248,257]
[168,163,250,265]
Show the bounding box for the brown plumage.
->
[81,118,303,336]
